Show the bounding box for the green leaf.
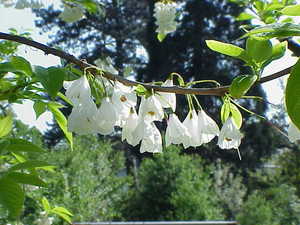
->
[34,66,65,99]
[241,23,300,39]
[51,206,73,216]
[246,37,272,63]
[206,40,249,62]
[8,160,52,172]
[48,102,73,149]
[4,138,46,153]
[10,56,32,76]
[236,12,256,21]
[135,84,148,96]
[285,59,300,130]
[221,101,231,124]
[33,101,47,119]
[230,103,242,129]
[6,172,47,187]
[281,4,300,16]
[0,177,25,219]
[51,207,73,223]
[229,75,258,99]
[157,33,166,42]
[42,197,51,212]
[0,114,13,138]
[262,41,287,68]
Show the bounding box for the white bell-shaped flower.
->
[130,118,147,146]
[59,4,84,23]
[112,81,137,126]
[158,79,176,111]
[139,95,164,122]
[198,110,219,143]
[183,110,202,148]
[165,113,190,147]
[122,108,139,145]
[68,100,98,135]
[96,97,117,135]
[154,1,178,35]
[140,122,163,153]
[288,122,300,143]
[64,75,92,106]
[218,117,243,149]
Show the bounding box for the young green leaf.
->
[8,160,52,172]
[0,177,25,219]
[51,207,73,224]
[262,41,287,68]
[236,12,256,21]
[10,56,33,76]
[246,37,272,63]
[229,75,258,99]
[48,102,73,149]
[221,101,231,124]
[6,172,47,187]
[42,197,51,212]
[34,66,65,99]
[281,4,300,16]
[33,101,47,119]
[206,40,249,62]
[230,103,242,129]
[285,59,300,130]
[241,23,300,39]
[0,114,13,138]
[4,138,46,153]
[157,33,166,42]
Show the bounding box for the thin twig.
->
[0,32,293,96]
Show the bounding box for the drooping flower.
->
[217,117,243,149]
[139,95,164,122]
[96,97,117,135]
[154,1,178,35]
[130,118,147,146]
[198,110,220,143]
[122,108,139,145]
[158,78,176,111]
[64,75,92,106]
[140,122,163,153]
[68,100,98,135]
[59,4,84,23]
[165,113,190,147]
[112,81,137,126]
[288,122,300,143]
[183,110,202,148]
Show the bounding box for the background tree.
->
[33,0,284,170]
[121,147,225,221]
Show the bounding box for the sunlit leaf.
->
[281,4,300,16]
[206,40,249,62]
[0,177,24,219]
[0,114,13,138]
[286,59,300,130]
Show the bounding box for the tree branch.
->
[0,32,292,96]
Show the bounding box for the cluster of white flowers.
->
[154,1,178,36]
[0,0,43,8]
[64,75,244,153]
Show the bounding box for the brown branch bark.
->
[0,32,293,96]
